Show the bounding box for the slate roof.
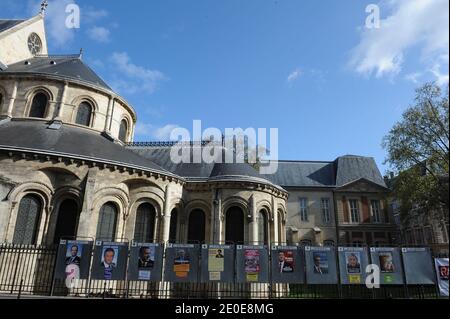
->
[0,55,112,90]
[127,145,387,189]
[334,155,387,188]
[0,19,25,33]
[0,119,175,176]
[265,160,336,187]
[127,144,277,185]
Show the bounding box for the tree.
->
[382,82,449,221]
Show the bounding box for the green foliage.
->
[383,82,449,219]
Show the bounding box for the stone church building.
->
[0,12,397,250]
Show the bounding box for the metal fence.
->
[0,243,446,299]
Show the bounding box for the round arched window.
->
[118,119,128,142]
[29,92,48,118]
[75,101,93,126]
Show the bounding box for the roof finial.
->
[40,0,48,16]
[79,48,83,59]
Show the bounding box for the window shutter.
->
[342,196,349,223]
[361,196,370,223]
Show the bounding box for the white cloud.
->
[350,0,449,80]
[430,63,449,86]
[404,72,422,84]
[83,7,108,23]
[87,26,110,43]
[135,123,180,140]
[109,52,167,94]
[287,68,302,83]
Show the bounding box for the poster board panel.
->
[305,246,338,284]
[55,240,93,280]
[338,246,370,285]
[401,247,435,285]
[369,247,403,285]
[164,244,199,282]
[91,241,129,280]
[236,245,269,283]
[200,244,235,283]
[128,242,163,281]
[271,245,305,283]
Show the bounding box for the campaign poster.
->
[54,240,93,281]
[208,248,224,280]
[369,247,403,285]
[244,249,260,282]
[137,245,155,280]
[91,241,128,281]
[200,244,234,283]
[435,258,449,297]
[338,247,369,285]
[271,246,304,283]
[128,242,163,281]
[277,250,295,273]
[305,246,338,284]
[312,251,329,274]
[173,248,191,278]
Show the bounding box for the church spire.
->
[40,0,48,16]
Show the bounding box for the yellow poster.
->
[348,274,361,284]
[246,273,259,282]
[174,263,189,278]
[208,249,224,272]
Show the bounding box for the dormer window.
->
[75,101,93,126]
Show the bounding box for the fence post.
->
[17,279,23,299]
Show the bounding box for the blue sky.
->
[2,0,449,174]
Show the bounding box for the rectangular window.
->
[349,200,360,223]
[299,198,308,222]
[424,226,434,244]
[321,198,331,224]
[370,200,382,223]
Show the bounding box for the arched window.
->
[13,195,42,245]
[134,203,156,242]
[118,119,128,142]
[0,92,3,111]
[29,92,48,118]
[96,202,118,241]
[169,209,178,243]
[187,209,205,243]
[225,206,245,244]
[75,101,93,126]
[258,210,268,245]
[53,199,79,244]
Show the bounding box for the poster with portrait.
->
[435,258,449,297]
[200,244,234,282]
[236,245,269,283]
[128,242,163,281]
[305,246,337,284]
[338,247,370,285]
[55,240,93,280]
[164,244,199,282]
[369,247,403,285]
[401,247,436,285]
[91,241,128,280]
[271,246,305,283]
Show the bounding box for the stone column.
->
[212,188,222,244]
[272,197,279,245]
[249,195,258,244]
[104,96,114,132]
[77,168,98,238]
[161,184,172,243]
[6,80,18,117]
[56,82,68,118]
